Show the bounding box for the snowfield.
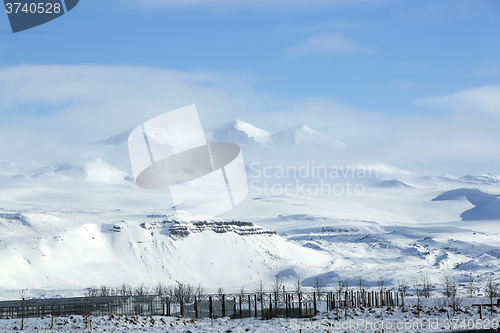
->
[0,304,498,333]
[0,120,499,301]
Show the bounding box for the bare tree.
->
[184,283,194,303]
[336,276,349,298]
[134,283,148,296]
[377,277,385,295]
[314,277,326,300]
[421,276,434,298]
[196,284,204,299]
[119,284,132,297]
[257,281,264,295]
[295,276,302,295]
[165,285,175,298]
[485,274,498,316]
[356,276,367,294]
[272,277,283,303]
[217,287,224,301]
[443,276,455,297]
[444,276,462,315]
[398,279,409,297]
[153,282,166,297]
[173,282,184,304]
[110,287,120,296]
[413,280,421,318]
[467,274,475,298]
[100,285,110,297]
[255,281,264,302]
[50,297,55,329]
[85,286,99,298]
[19,289,27,330]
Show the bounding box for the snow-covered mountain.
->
[0,212,329,294]
[213,120,346,150]
[272,124,346,148]
[84,158,131,185]
[213,119,272,147]
[460,174,500,184]
[1,121,500,297]
[96,129,133,146]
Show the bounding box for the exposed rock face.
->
[169,221,276,238]
[140,219,276,238]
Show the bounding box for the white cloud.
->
[413,86,500,117]
[286,33,365,58]
[0,65,499,175]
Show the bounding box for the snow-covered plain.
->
[0,304,498,333]
[0,120,499,302]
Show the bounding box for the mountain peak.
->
[214,120,346,149]
[294,124,312,131]
[214,119,271,145]
[96,128,133,146]
[275,124,346,148]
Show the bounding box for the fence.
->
[0,296,163,319]
[0,289,408,320]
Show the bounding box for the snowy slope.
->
[213,119,272,147]
[0,206,331,294]
[272,125,346,148]
[0,123,499,297]
[213,120,345,150]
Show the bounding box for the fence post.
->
[194,296,198,319]
[233,297,236,316]
[298,293,302,318]
[260,294,263,317]
[313,292,317,315]
[222,295,225,318]
[287,294,290,318]
[180,298,184,317]
[269,294,272,313]
[248,295,251,318]
[209,296,213,321]
[283,286,286,317]
[254,294,257,317]
[239,295,242,319]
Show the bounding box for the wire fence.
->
[2,290,497,320]
[163,289,406,319]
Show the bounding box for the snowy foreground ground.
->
[0,306,498,333]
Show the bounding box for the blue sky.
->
[0,0,499,174]
[1,0,499,114]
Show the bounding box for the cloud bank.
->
[0,64,499,175]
